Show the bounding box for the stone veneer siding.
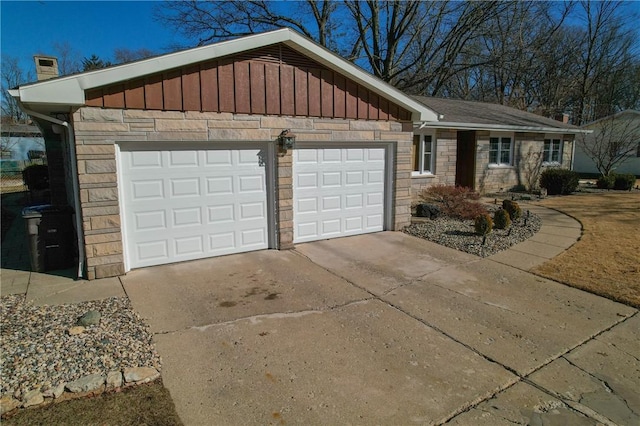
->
[408,129,575,200]
[475,131,575,194]
[410,129,457,199]
[72,107,412,279]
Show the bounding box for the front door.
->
[455,131,476,189]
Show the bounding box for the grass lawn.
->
[3,381,183,426]
[532,192,640,308]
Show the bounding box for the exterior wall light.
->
[278,129,296,150]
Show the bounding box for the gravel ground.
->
[0,295,161,400]
[404,206,542,257]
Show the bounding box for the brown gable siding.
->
[85,44,411,121]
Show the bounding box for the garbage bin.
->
[22,205,75,272]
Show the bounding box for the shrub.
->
[502,199,522,221]
[613,173,636,191]
[539,168,580,195]
[474,214,493,236]
[416,203,441,219]
[422,185,486,220]
[596,175,615,189]
[493,208,511,230]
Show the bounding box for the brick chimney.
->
[34,56,59,81]
[554,113,570,124]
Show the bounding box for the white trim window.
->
[489,134,513,166]
[412,133,436,175]
[543,137,563,164]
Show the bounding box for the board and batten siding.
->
[85,44,411,121]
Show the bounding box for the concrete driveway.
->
[121,232,639,425]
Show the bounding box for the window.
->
[543,138,563,164]
[412,134,435,175]
[489,135,513,166]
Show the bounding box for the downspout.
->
[18,108,86,279]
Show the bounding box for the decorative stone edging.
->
[0,367,160,417]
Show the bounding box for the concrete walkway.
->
[2,204,638,425]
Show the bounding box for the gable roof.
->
[413,96,587,134]
[580,110,640,128]
[10,28,438,122]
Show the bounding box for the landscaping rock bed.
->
[404,205,542,257]
[0,295,161,415]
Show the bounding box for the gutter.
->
[15,106,86,279]
[418,121,593,135]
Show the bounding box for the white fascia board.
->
[283,31,438,122]
[418,121,592,134]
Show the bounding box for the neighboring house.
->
[573,110,640,176]
[9,29,585,280]
[411,97,582,195]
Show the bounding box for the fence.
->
[0,159,47,193]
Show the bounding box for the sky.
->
[1,0,189,78]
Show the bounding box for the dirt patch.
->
[2,381,182,425]
[533,192,640,308]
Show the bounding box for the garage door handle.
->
[45,244,60,249]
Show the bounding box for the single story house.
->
[10,28,585,280]
[410,97,583,195]
[573,110,640,176]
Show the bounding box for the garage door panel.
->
[130,151,163,168]
[297,149,318,162]
[137,240,168,261]
[121,147,269,269]
[169,150,199,166]
[172,208,201,227]
[208,205,234,223]
[205,150,232,166]
[293,148,385,243]
[174,236,203,255]
[322,196,340,211]
[322,149,341,162]
[206,177,233,195]
[238,175,264,192]
[241,228,267,246]
[344,217,363,231]
[135,210,166,231]
[209,232,235,251]
[297,173,317,188]
[131,180,164,200]
[170,178,200,197]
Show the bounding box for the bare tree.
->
[517,145,545,191]
[571,1,638,125]
[155,1,339,50]
[154,0,639,123]
[113,48,157,64]
[577,112,640,176]
[50,41,82,75]
[1,55,31,123]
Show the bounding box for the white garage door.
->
[293,148,386,243]
[120,146,269,269]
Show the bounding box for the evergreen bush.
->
[474,214,493,236]
[539,168,580,195]
[493,208,511,230]
[502,199,522,221]
[613,174,636,191]
[596,175,615,189]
